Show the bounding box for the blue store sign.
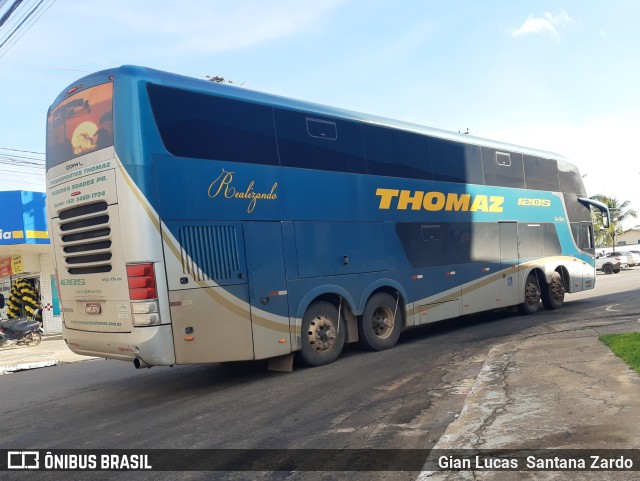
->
[0,191,49,245]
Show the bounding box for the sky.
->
[1,0,640,227]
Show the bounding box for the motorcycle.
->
[0,315,43,348]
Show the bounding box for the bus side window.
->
[147,84,280,166]
[449,223,472,264]
[430,138,483,185]
[421,225,440,241]
[469,223,500,262]
[482,147,525,189]
[395,222,449,267]
[274,109,366,173]
[365,125,432,180]
[519,223,562,258]
[558,159,587,195]
[571,222,595,253]
[306,118,337,140]
[524,155,560,191]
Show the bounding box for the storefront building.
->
[0,190,61,334]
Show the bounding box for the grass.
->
[600,333,640,374]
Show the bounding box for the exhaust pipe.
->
[133,357,149,369]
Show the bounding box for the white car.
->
[596,256,622,274]
[606,251,632,267]
[620,250,640,266]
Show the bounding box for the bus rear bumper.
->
[62,324,176,367]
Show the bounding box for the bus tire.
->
[298,301,345,367]
[541,271,565,310]
[521,273,541,315]
[358,292,402,351]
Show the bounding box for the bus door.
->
[499,221,519,307]
[244,222,292,360]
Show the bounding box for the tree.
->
[590,194,637,248]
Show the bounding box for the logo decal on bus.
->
[375,188,504,213]
[518,197,551,207]
[208,168,278,213]
[60,279,86,286]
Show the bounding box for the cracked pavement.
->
[419,317,640,480]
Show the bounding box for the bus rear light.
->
[127,263,154,277]
[129,287,158,300]
[127,263,157,300]
[128,276,154,289]
[65,85,82,96]
[133,313,160,326]
[131,300,160,326]
[131,302,158,314]
[128,263,161,326]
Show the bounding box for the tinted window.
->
[274,109,366,173]
[523,155,560,191]
[421,224,441,241]
[396,223,449,267]
[449,223,472,264]
[147,84,279,165]
[519,223,562,258]
[558,159,586,195]
[471,223,500,261]
[396,222,505,266]
[482,147,525,189]
[564,193,592,223]
[430,138,484,184]
[365,125,432,179]
[307,118,337,140]
[570,222,594,253]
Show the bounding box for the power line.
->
[0,154,44,161]
[0,0,56,58]
[0,0,36,46]
[0,147,44,155]
[0,152,44,160]
[1,0,57,56]
[0,0,23,28]
[0,147,45,168]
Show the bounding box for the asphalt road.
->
[2,268,639,481]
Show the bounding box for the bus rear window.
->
[47,82,113,167]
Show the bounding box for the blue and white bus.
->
[46,66,609,369]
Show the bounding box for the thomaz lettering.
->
[376,188,504,213]
[208,169,278,213]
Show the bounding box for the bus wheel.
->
[298,301,345,367]
[541,272,565,310]
[521,273,541,315]
[358,293,402,351]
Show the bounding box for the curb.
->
[0,360,62,375]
